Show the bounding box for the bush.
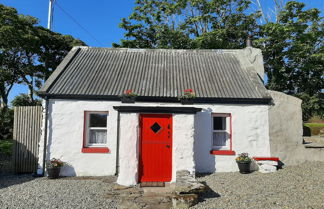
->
[0,140,13,156]
[0,108,14,141]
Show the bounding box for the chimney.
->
[246,35,252,47]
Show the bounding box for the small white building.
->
[37,46,273,186]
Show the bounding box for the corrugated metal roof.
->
[40,47,271,102]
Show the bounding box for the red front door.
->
[139,114,172,182]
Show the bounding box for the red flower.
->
[124,89,133,94]
[184,89,193,93]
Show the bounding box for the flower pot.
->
[180,98,194,105]
[47,167,61,179]
[121,97,136,103]
[237,161,251,174]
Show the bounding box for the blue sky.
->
[0,0,323,103]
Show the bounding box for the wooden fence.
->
[13,106,42,173]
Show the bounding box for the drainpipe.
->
[42,97,49,176]
[115,111,120,175]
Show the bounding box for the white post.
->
[47,0,54,30]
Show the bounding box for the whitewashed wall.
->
[38,99,270,182]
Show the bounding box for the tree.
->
[113,0,260,49]
[0,4,86,107]
[256,1,323,120]
[11,93,41,107]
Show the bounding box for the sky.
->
[0,0,323,103]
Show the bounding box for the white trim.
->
[212,114,230,150]
[85,111,108,147]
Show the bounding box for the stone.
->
[113,184,133,190]
[117,200,141,209]
[172,194,199,209]
[259,164,277,173]
[257,161,278,166]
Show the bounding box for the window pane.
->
[213,117,226,130]
[213,132,228,146]
[89,130,107,144]
[90,113,107,127]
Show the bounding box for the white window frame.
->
[85,111,108,147]
[211,113,231,150]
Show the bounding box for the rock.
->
[113,184,132,190]
[259,164,277,173]
[257,160,278,166]
[117,199,141,209]
[172,194,199,209]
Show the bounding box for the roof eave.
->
[40,94,272,105]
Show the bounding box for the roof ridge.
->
[75,46,258,53]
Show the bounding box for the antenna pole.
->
[47,0,55,30]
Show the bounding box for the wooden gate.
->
[13,106,42,173]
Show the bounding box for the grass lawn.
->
[304,123,324,128]
[0,140,13,156]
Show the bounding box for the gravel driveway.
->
[1,162,323,209]
[193,162,324,209]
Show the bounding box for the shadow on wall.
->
[60,163,76,176]
[194,108,216,174]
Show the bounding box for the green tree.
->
[0,4,86,107]
[0,108,13,140]
[11,93,41,107]
[256,1,323,120]
[113,0,259,49]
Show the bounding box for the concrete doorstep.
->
[110,170,208,209]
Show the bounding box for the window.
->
[210,113,235,155]
[82,111,109,153]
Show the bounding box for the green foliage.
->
[113,0,259,49]
[0,4,86,107]
[0,140,13,156]
[297,93,323,121]
[11,93,41,107]
[0,108,13,141]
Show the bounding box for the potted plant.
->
[119,89,138,103]
[179,89,196,104]
[236,153,252,174]
[46,158,64,179]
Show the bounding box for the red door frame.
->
[138,114,173,182]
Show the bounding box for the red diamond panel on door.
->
[139,114,172,182]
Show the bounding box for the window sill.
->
[82,147,109,153]
[210,150,236,155]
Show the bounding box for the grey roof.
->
[40,47,271,103]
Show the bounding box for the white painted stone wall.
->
[172,114,195,182]
[116,113,139,186]
[38,100,118,176]
[38,99,271,182]
[194,104,271,172]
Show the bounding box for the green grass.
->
[304,123,324,136]
[0,140,13,156]
[304,123,324,128]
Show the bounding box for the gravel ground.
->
[0,162,323,209]
[193,162,324,209]
[0,176,118,209]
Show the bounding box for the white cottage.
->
[37,45,273,186]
